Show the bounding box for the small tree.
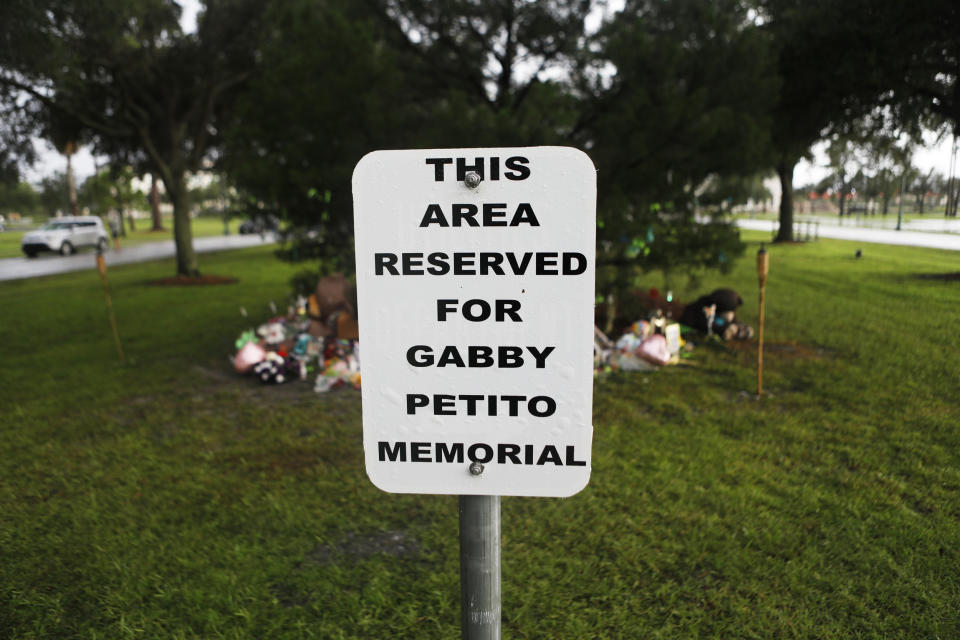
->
[909,169,941,214]
[80,166,139,233]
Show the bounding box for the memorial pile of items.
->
[232,274,361,392]
[593,286,754,375]
[594,308,687,374]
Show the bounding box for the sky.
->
[21,0,959,192]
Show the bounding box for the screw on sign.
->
[353,147,597,639]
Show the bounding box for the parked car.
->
[21,216,110,257]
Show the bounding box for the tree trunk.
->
[150,174,165,231]
[882,193,890,215]
[127,208,136,232]
[775,160,795,242]
[918,195,925,214]
[165,171,198,277]
[838,185,847,218]
[66,150,79,216]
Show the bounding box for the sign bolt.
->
[464,171,482,189]
[469,462,485,476]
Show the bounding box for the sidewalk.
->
[737,219,960,252]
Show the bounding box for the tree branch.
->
[0,73,132,139]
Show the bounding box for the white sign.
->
[352,147,596,497]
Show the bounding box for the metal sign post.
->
[459,494,501,639]
[352,147,596,638]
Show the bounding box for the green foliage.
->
[0,93,39,183]
[222,0,411,256]
[0,180,40,217]
[760,0,925,237]
[574,0,774,300]
[2,238,960,637]
[884,0,960,133]
[908,168,943,214]
[38,171,70,217]
[224,0,772,292]
[0,0,269,275]
[79,171,116,215]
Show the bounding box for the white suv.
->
[21,216,110,257]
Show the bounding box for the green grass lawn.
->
[0,216,230,258]
[1,235,958,638]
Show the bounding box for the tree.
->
[223,0,593,265]
[223,0,403,260]
[38,172,70,217]
[886,0,960,138]
[226,0,778,305]
[0,180,40,218]
[380,0,777,280]
[909,168,941,214]
[80,166,140,233]
[79,170,115,218]
[0,0,45,183]
[575,0,776,299]
[0,0,266,276]
[148,174,164,231]
[761,0,918,241]
[825,136,862,218]
[864,140,912,215]
[372,0,592,138]
[0,94,37,184]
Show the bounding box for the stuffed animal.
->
[253,352,288,384]
[256,320,287,345]
[234,341,266,373]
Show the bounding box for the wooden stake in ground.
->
[96,251,124,360]
[756,244,769,396]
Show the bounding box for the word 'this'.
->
[425,156,531,182]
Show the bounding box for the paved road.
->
[4,220,960,283]
[0,233,277,282]
[737,219,960,252]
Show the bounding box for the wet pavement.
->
[0,233,277,282]
[737,218,960,252]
